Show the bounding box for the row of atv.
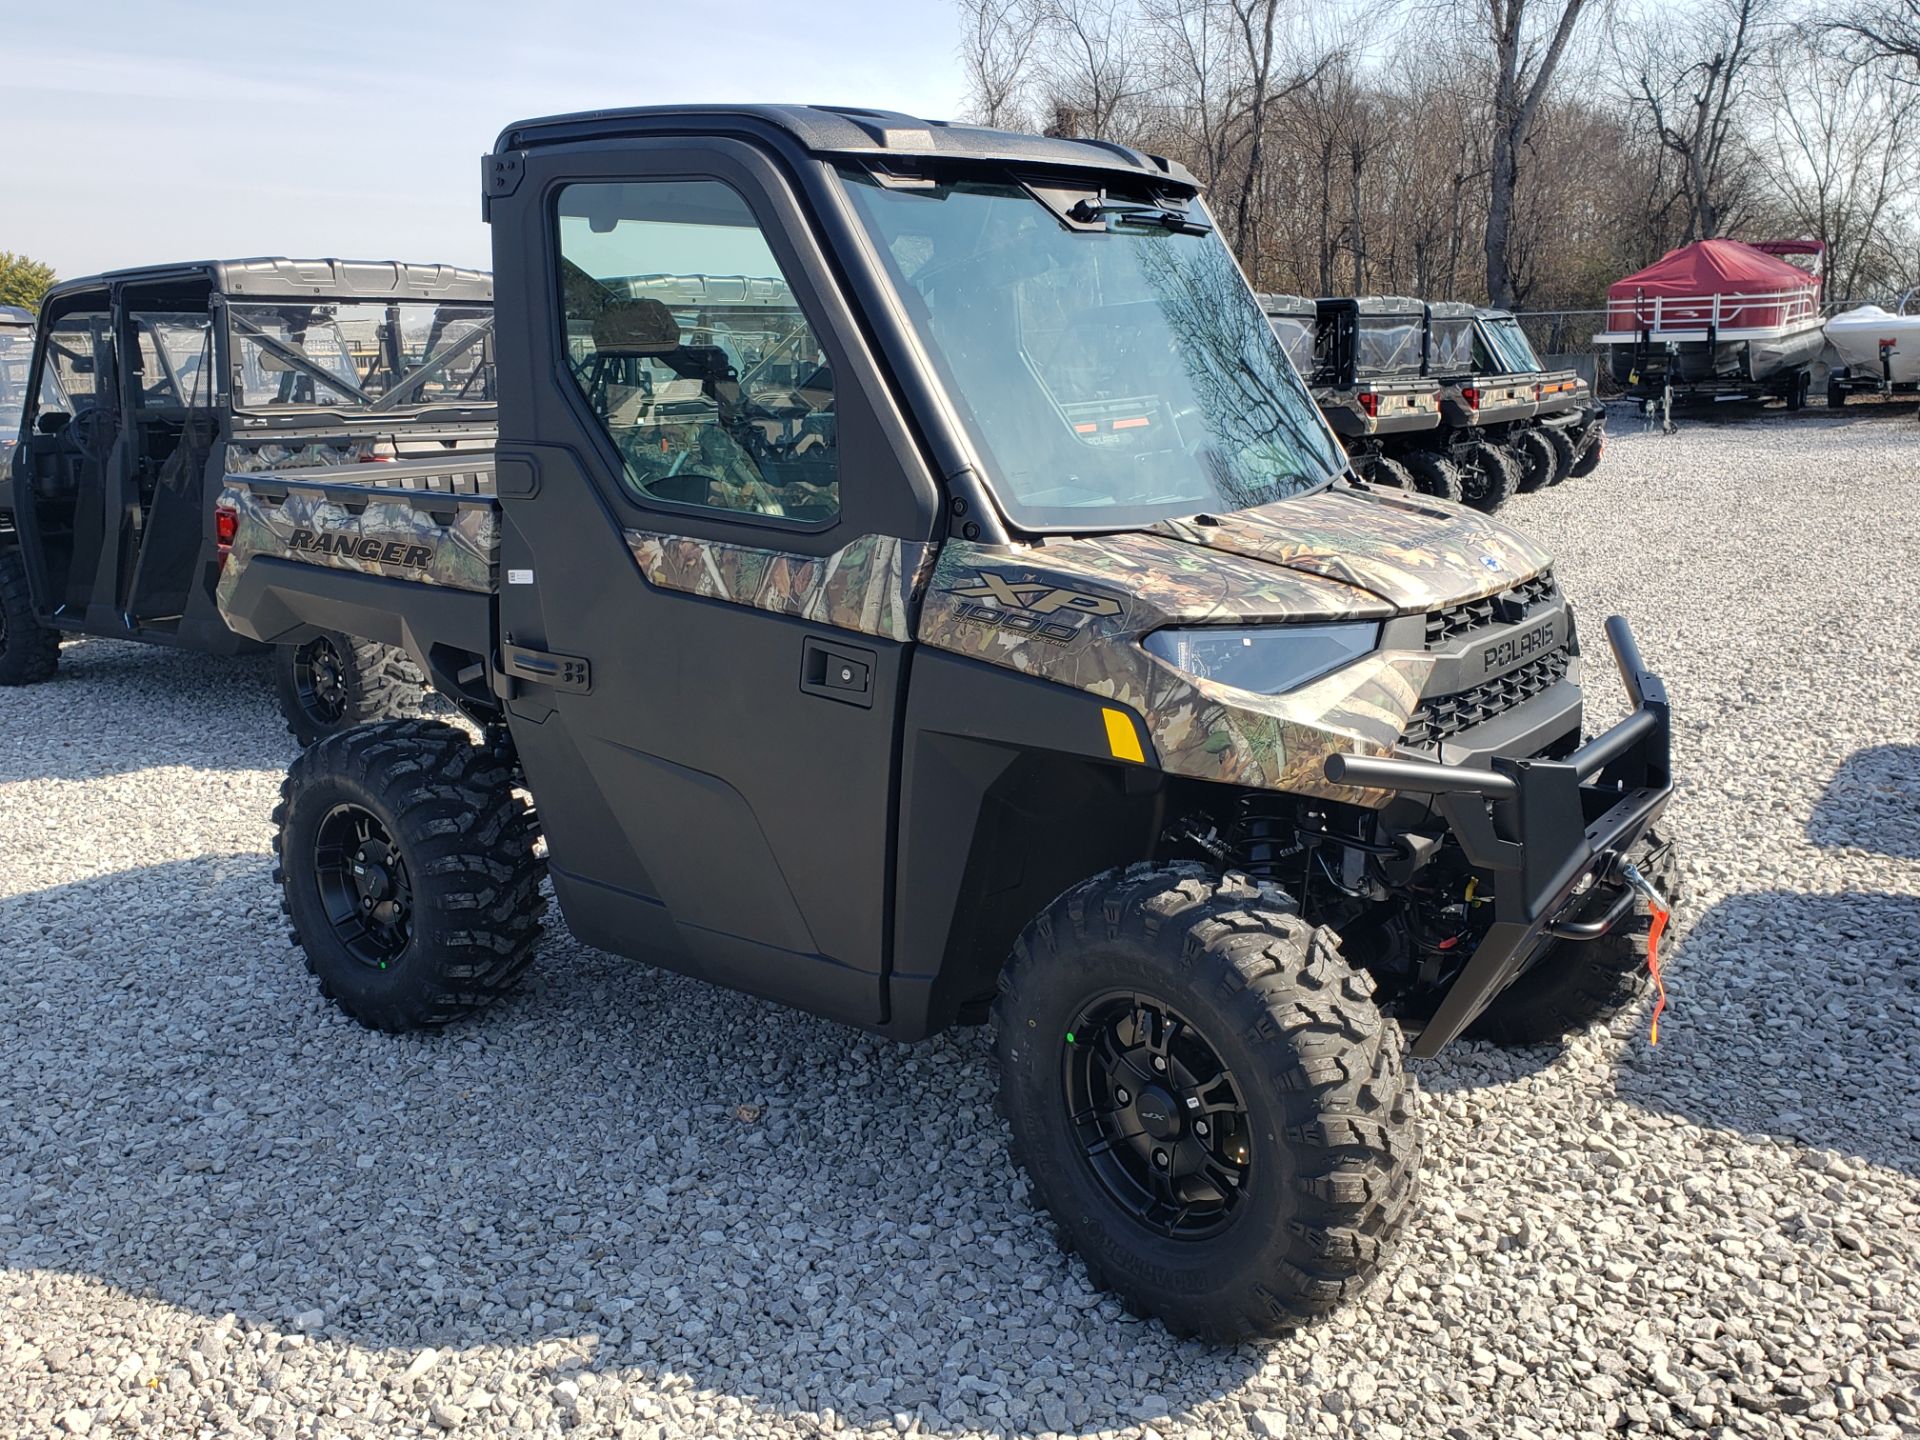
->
[1260,294,1606,514]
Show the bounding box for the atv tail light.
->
[1358,392,1379,417]
[1461,386,1482,410]
[214,503,237,567]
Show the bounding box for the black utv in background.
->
[0,259,495,737]
[215,105,1679,1341]
[1473,308,1606,487]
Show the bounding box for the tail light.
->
[214,502,238,567]
[1358,392,1380,417]
[1461,386,1482,410]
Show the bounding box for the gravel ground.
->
[2,406,1917,1440]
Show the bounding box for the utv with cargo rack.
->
[1472,308,1605,487]
[215,105,1680,1340]
[0,258,495,737]
[1423,300,1533,511]
[1259,293,1453,500]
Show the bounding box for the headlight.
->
[1141,622,1379,695]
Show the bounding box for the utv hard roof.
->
[43,258,492,304]
[1350,295,1429,316]
[1426,300,1480,320]
[1257,293,1316,317]
[491,104,1196,190]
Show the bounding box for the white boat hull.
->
[1824,306,1920,385]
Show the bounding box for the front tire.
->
[1369,455,1415,491]
[1469,828,1680,1047]
[994,865,1419,1340]
[274,632,428,745]
[273,719,546,1032]
[0,547,60,686]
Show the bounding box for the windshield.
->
[1355,314,1425,376]
[838,169,1344,530]
[227,300,494,415]
[1427,316,1475,376]
[1477,315,1544,374]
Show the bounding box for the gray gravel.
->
[3,407,1918,1439]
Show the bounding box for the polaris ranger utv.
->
[1259,293,1455,501]
[1424,300,1533,511]
[0,259,495,736]
[1473,308,1605,487]
[215,106,1678,1340]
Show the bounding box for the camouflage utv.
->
[212,105,1680,1341]
[1263,293,1465,503]
[0,259,495,732]
[1473,308,1606,486]
[1420,300,1536,512]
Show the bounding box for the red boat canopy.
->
[1605,239,1822,333]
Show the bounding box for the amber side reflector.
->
[1102,708,1146,764]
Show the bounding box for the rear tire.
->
[1370,456,1415,491]
[274,632,428,746]
[1458,440,1519,513]
[1399,451,1462,504]
[1542,425,1578,485]
[1468,828,1680,1047]
[994,864,1420,1340]
[1568,424,1604,478]
[1512,429,1557,493]
[273,719,546,1032]
[0,547,60,686]
[1827,376,1847,409]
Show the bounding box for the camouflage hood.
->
[918,485,1562,803]
[1149,485,1550,612]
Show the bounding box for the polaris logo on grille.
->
[1483,621,1556,676]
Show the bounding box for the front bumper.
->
[1325,616,1673,1057]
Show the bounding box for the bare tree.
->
[1033,0,1143,138]
[960,0,1045,128]
[1823,0,1920,74]
[1468,0,1597,306]
[1763,43,1920,298]
[1617,0,1773,241]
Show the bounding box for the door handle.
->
[800,637,876,708]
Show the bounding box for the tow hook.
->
[1620,859,1673,1044]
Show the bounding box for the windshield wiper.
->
[1064,199,1213,236]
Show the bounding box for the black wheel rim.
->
[1062,991,1253,1240]
[293,638,348,726]
[312,804,414,969]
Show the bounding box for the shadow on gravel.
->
[0,640,288,782]
[1808,744,1920,859]
[1610,889,1919,1178]
[0,855,1281,1434]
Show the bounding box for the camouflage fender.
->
[625,530,935,642]
[215,482,497,618]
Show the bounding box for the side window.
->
[132,313,214,407]
[556,179,838,524]
[40,312,116,420]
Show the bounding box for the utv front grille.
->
[1425,570,1557,646]
[1403,646,1572,748]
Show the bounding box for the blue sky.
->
[0,0,969,280]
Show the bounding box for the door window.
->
[555,179,839,524]
[39,312,116,420]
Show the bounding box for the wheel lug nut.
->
[362,897,373,910]
[1153,1149,1169,1169]
[1195,1119,1209,1137]
[1114,1087,1130,1106]
[1152,1055,1167,1073]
